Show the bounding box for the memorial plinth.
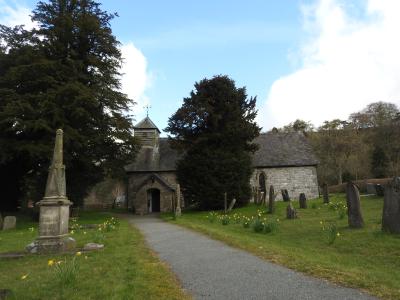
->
[36,129,73,253]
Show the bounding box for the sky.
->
[1,0,400,135]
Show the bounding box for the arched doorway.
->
[147,188,160,213]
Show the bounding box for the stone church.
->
[124,117,319,214]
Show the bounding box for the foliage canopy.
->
[165,75,260,210]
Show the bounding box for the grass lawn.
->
[0,211,189,300]
[162,195,400,300]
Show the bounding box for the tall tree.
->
[165,75,260,210]
[0,0,137,210]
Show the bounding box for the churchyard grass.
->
[0,211,189,299]
[162,195,400,299]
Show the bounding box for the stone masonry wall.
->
[250,166,319,201]
[128,172,178,214]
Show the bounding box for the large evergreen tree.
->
[165,75,260,210]
[0,0,137,210]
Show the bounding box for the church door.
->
[147,188,160,213]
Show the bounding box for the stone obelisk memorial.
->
[36,129,74,253]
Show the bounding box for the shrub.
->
[264,219,279,234]
[252,217,264,233]
[220,214,230,225]
[323,221,340,245]
[206,212,217,223]
[51,256,79,287]
[242,217,251,228]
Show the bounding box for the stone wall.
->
[250,166,319,201]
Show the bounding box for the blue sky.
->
[1,0,400,134]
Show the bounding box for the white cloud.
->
[120,42,152,119]
[259,0,400,130]
[0,0,36,29]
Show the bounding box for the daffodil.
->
[70,230,75,234]
[337,232,341,237]
[21,274,28,280]
[76,251,82,256]
[48,259,55,266]
[320,221,323,225]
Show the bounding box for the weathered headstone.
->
[268,185,276,213]
[366,183,377,195]
[175,184,181,217]
[375,184,384,196]
[34,129,74,253]
[227,198,237,212]
[322,183,329,203]
[382,177,400,234]
[286,202,297,219]
[345,182,364,228]
[2,216,16,230]
[281,189,290,202]
[299,193,307,209]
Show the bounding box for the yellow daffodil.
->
[21,274,28,280]
[48,259,55,266]
[76,251,82,256]
[320,221,323,224]
[83,231,87,235]
[337,232,341,237]
[70,230,74,234]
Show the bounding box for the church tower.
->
[133,116,160,148]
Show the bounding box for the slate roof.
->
[252,132,318,168]
[125,131,318,173]
[134,116,161,133]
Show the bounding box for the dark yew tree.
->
[0,0,138,210]
[165,75,260,210]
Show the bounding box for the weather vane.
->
[144,104,151,117]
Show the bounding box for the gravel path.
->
[129,216,377,300]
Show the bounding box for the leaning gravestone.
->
[268,185,276,213]
[345,182,364,228]
[322,183,329,203]
[281,189,290,202]
[299,193,307,209]
[2,216,16,230]
[382,177,400,234]
[286,202,297,219]
[227,198,237,212]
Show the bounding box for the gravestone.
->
[175,184,181,217]
[322,183,329,203]
[227,198,237,212]
[345,182,364,228]
[281,189,290,202]
[2,216,16,230]
[375,184,384,196]
[34,129,74,253]
[268,185,276,214]
[286,202,297,219]
[382,177,400,234]
[299,193,307,209]
[366,183,377,195]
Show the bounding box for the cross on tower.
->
[144,104,151,117]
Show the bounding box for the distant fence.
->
[329,178,391,193]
